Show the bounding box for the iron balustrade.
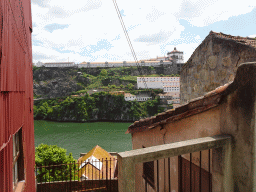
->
[35,158,118,192]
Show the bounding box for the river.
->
[34,120,132,159]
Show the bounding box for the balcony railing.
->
[35,158,118,192]
[117,135,232,192]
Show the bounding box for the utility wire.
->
[112,0,148,90]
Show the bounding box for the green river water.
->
[34,120,132,160]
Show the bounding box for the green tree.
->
[36,102,52,119]
[126,83,134,91]
[120,84,124,89]
[100,69,108,77]
[35,144,76,182]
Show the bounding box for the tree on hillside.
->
[100,69,108,77]
[35,144,76,182]
[126,83,134,91]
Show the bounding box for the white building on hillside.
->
[78,60,173,68]
[167,47,184,63]
[136,96,152,102]
[36,61,44,67]
[43,62,75,67]
[124,93,136,101]
[137,77,180,91]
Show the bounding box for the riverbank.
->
[34,118,135,123]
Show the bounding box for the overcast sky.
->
[32,0,256,64]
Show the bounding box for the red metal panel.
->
[9,92,24,134]
[0,137,13,192]
[0,0,35,191]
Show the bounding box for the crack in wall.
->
[236,56,241,67]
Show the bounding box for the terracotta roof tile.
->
[211,31,256,48]
[126,81,232,134]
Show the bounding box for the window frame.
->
[12,129,24,191]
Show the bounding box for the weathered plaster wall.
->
[180,34,256,104]
[130,63,256,192]
[132,107,222,192]
[219,63,256,191]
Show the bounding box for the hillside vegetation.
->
[33,66,179,99]
[33,92,164,122]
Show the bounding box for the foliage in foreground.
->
[35,144,77,182]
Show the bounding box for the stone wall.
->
[155,63,184,75]
[180,33,256,104]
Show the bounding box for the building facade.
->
[137,77,180,94]
[167,47,184,63]
[78,60,173,68]
[43,62,75,67]
[124,93,136,101]
[0,0,36,191]
[136,96,152,102]
[124,62,256,192]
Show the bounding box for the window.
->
[13,129,24,190]
[142,146,155,188]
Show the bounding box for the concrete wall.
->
[180,33,256,104]
[130,63,256,191]
[132,107,221,192]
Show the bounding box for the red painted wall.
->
[0,0,35,191]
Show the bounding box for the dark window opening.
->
[142,146,155,189]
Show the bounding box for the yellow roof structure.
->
[77,145,117,180]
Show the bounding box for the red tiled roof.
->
[126,82,231,134]
[211,31,256,48]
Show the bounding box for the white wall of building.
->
[136,96,152,102]
[43,62,75,67]
[124,94,136,101]
[77,61,172,68]
[137,77,180,91]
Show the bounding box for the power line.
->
[112,0,148,90]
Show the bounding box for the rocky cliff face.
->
[33,68,88,98]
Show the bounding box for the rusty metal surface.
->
[0,0,35,191]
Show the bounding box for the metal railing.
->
[117,135,233,192]
[35,158,118,192]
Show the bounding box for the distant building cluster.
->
[137,76,180,104]
[34,47,184,70]
[137,77,180,92]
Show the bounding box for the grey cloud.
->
[48,7,68,18]
[32,0,50,8]
[44,23,69,33]
[134,30,173,44]
[146,7,165,22]
[33,52,57,61]
[176,0,217,19]
[78,0,102,12]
